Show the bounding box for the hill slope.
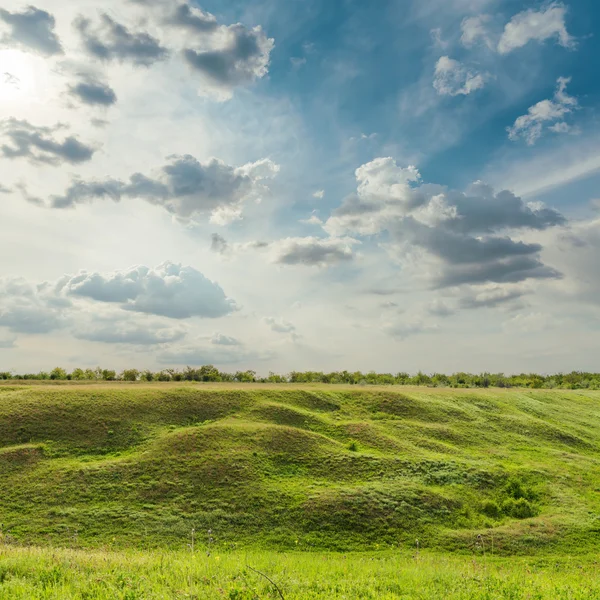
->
[1,383,600,554]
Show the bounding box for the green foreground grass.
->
[2,383,600,597]
[3,545,600,599]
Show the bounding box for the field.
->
[1,383,600,598]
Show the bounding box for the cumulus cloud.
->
[508,77,578,145]
[45,155,279,224]
[167,3,218,32]
[57,262,238,319]
[0,6,62,56]
[74,14,168,66]
[1,119,96,165]
[68,76,117,106]
[313,189,325,199]
[0,278,69,334]
[268,236,358,267]
[498,2,574,54]
[426,299,455,317]
[183,23,274,100]
[325,158,564,288]
[433,56,485,96]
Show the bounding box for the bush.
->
[347,441,359,452]
[481,500,501,519]
[501,497,537,519]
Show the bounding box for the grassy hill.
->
[1,383,600,555]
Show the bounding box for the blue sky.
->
[0,0,599,374]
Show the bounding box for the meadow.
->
[1,382,600,598]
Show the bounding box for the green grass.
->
[2,383,600,597]
[1,383,600,555]
[4,546,600,599]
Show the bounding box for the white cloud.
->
[57,262,238,319]
[498,2,574,54]
[460,14,494,49]
[313,189,325,199]
[211,332,241,346]
[508,77,578,145]
[433,56,485,97]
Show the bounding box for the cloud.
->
[1,119,96,165]
[433,56,485,97]
[57,262,238,319]
[166,3,218,32]
[458,284,527,309]
[325,158,565,288]
[0,184,12,194]
[508,77,578,145]
[0,278,69,334]
[74,14,168,66]
[211,332,241,346]
[183,23,274,100]
[210,233,229,254]
[0,6,62,56]
[68,77,117,106]
[264,316,296,334]
[313,189,325,199]
[75,316,187,345]
[383,317,439,340]
[268,236,358,267]
[460,14,493,49]
[46,155,279,224]
[498,2,574,54]
[426,299,455,317]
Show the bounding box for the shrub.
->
[480,500,501,519]
[501,497,537,519]
[347,441,359,452]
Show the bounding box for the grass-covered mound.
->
[1,383,600,554]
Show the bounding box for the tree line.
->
[0,367,599,389]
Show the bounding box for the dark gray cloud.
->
[270,236,356,267]
[184,23,273,95]
[46,154,278,223]
[211,233,229,254]
[168,4,218,32]
[1,119,95,166]
[74,14,168,66]
[0,278,68,334]
[325,158,565,288]
[436,256,560,288]
[0,6,63,56]
[68,77,117,106]
[56,262,238,320]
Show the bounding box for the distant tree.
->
[141,370,154,382]
[50,367,68,380]
[121,369,139,382]
[102,369,116,381]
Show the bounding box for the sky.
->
[0,0,599,375]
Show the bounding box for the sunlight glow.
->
[0,49,47,109]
